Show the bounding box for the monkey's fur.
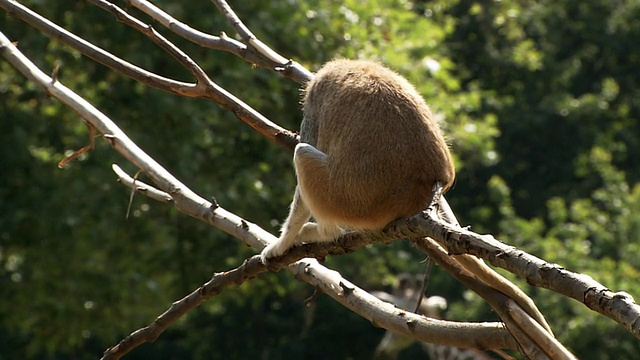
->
[261,59,455,261]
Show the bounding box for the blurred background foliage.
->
[1,0,639,359]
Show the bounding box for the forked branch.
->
[0,0,298,148]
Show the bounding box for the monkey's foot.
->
[260,240,292,264]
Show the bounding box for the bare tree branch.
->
[429,185,554,335]
[88,0,210,85]
[289,258,516,350]
[0,0,192,91]
[414,238,575,360]
[126,0,314,83]
[0,0,299,149]
[209,0,314,82]
[505,299,576,360]
[408,211,640,339]
[100,238,516,360]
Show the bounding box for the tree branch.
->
[0,0,192,92]
[101,248,516,359]
[0,0,299,149]
[126,0,314,83]
[402,210,640,339]
[88,0,211,85]
[414,238,575,360]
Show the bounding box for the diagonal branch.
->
[210,0,288,64]
[126,0,313,83]
[88,0,211,86]
[0,0,192,92]
[414,238,576,359]
[99,222,515,359]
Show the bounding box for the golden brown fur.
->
[261,59,454,260]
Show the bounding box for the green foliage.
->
[1,0,640,359]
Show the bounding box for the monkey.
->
[260,59,455,261]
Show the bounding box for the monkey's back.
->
[300,59,454,229]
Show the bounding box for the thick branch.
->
[101,252,516,360]
[414,238,575,360]
[393,211,640,339]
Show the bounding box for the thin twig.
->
[413,257,433,314]
[210,0,288,64]
[112,164,174,204]
[0,0,299,148]
[88,0,210,86]
[0,0,192,92]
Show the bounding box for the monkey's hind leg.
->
[260,143,340,262]
[260,187,311,262]
[296,222,344,243]
[293,143,345,243]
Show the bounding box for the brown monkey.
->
[261,59,455,261]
